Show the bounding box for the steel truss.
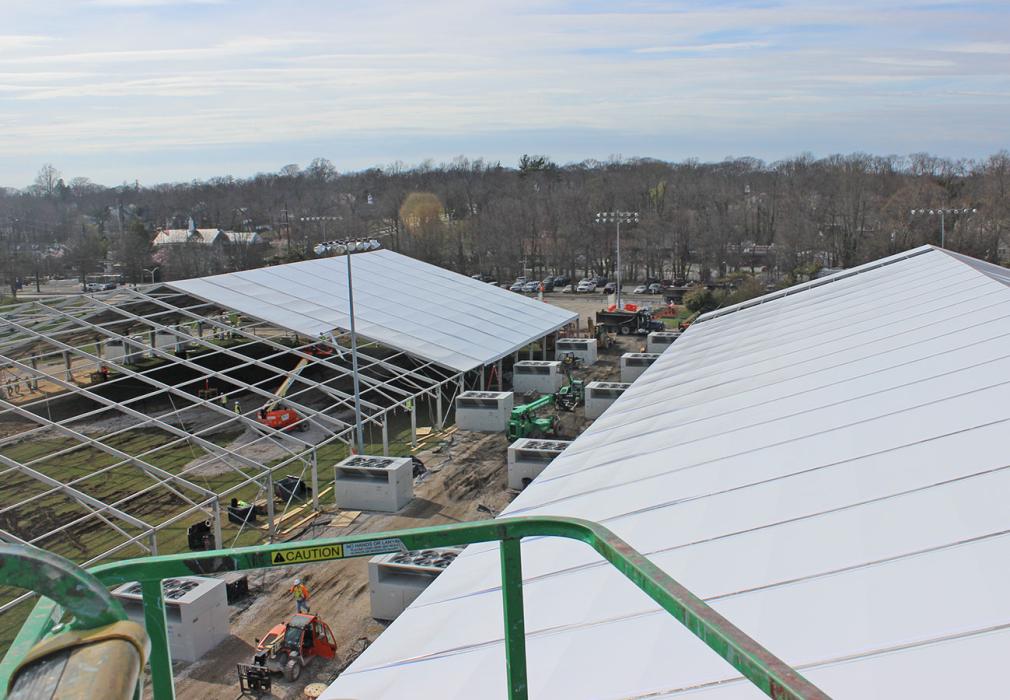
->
[0,285,463,617]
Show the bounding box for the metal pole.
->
[141,579,175,700]
[310,448,319,511]
[346,253,366,454]
[616,217,622,309]
[410,400,417,448]
[211,501,223,549]
[266,472,275,542]
[381,420,389,456]
[500,537,528,700]
[940,210,945,248]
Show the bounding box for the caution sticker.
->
[269,538,405,566]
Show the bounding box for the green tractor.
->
[555,353,585,412]
[507,394,559,440]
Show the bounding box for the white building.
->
[323,245,1010,699]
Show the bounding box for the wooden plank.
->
[280,511,320,538]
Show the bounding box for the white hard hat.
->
[293,578,301,585]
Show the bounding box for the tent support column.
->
[410,401,417,448]
[382,420,389,456]
[496,359,503,392]
[211,501,223,549]
[310,448,319,512]
[266,472,275,542]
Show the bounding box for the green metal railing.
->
[1,516,830,700]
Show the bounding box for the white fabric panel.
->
[324,246,1010,699]
[167,250,576,372]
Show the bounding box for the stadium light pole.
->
[910,208,977,249]
[300,215,342,252]
[595,211,639,309]
[313,237,382,454]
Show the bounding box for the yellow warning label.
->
[269,538,405,566]
[271,544,344,565]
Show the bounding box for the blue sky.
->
[1,0,1008,187]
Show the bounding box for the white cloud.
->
[85,0,227,6]
[0,35,51,50]
[634,41,770,54]
[0,0,1007,182]
[1,36,321,65]
[860,57,955,68]
[943,42,1010,55]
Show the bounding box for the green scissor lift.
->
[0,516,830,700]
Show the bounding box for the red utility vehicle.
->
[252,613,337,681]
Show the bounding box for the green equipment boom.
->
[0,517,829,700]
[506,394,558,440]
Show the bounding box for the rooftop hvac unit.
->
[647,331,682,354]
[620,352,661,383]
[154,328,184,352]
[369,547,462,621]
[334,455,414,512]
[104,338,126,363]
[455,390,514,432]
[112,577,228,662]
[507,438,572,490]
[585,381,631,419]
[555,338,597,366]
[512,360,563,395]
[125,334,147,364]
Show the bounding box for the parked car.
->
[603,282,619,294]
[576,279,597,293]
[522,281,540,293]
[593,276,608,286]
[514,276,527,285]
[553,275,570,287]
[647,283,662,294]
[509,282,525,292]
[633,284,649,294]
[541,279,555,292]
[560,284,574,293]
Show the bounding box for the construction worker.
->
[290,578,310,613]
[234,401,241,414]
[219,392,227,407]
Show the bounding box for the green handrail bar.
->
[2,516,830,700]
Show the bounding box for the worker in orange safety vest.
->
[290,578,311,613]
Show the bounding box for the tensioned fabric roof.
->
[168,250,577,373]
[323,245,1010,699]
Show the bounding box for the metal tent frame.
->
[0,283,469,620]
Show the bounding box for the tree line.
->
[1,151,1008,295]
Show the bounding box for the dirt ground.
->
[168,314,637,700]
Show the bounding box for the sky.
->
[1,0,1009,188]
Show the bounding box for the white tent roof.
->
[167,250,576,372]
[324,245,1010,699]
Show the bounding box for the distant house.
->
[152,224,262,247]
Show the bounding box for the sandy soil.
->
[167,330,636,700]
